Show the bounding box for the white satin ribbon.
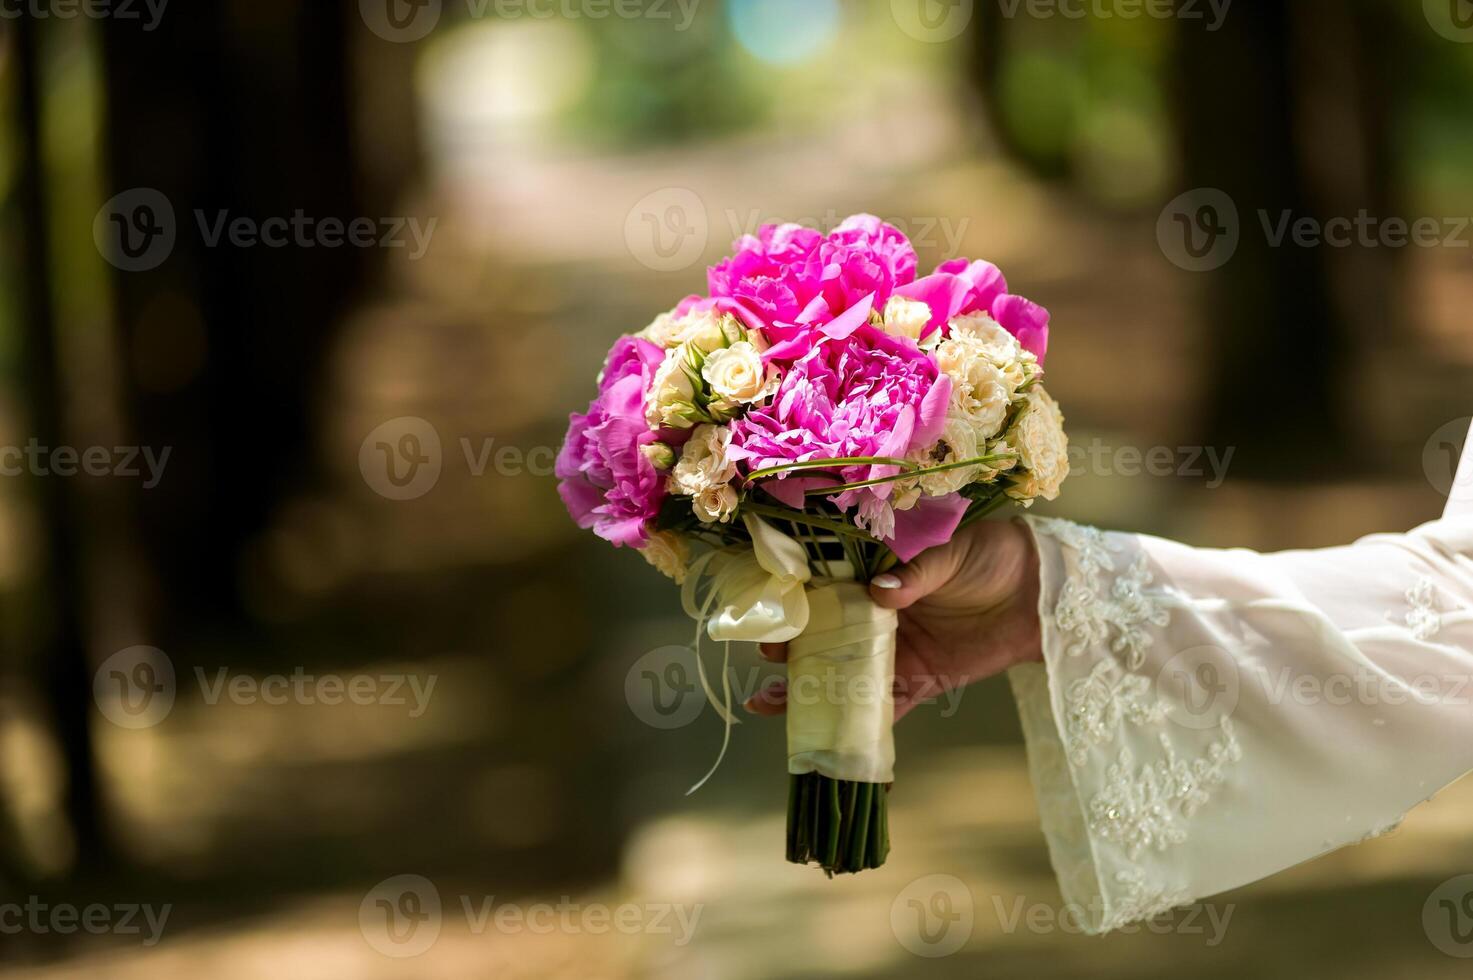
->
[679,515,896,792]
[787,582,897,783]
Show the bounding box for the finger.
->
[744,679,787,715]
[758,642,788,663]
[868,545,961,610]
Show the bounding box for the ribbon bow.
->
[680,513,812,793]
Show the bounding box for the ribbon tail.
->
[687,640,737,796]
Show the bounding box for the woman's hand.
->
[748,518,1043,722]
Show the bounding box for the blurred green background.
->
[0,0,1471,976]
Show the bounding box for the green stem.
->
[742,502,878,543]
[745,456,915,483]
[801,453,1018,497]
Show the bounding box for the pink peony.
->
[708,215,920,350]
[707,223,825,331]
[556,336,669,547]
[895,257,1050,362]
[727,324,949,532]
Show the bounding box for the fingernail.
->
[872,574,902,589]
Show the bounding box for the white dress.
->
[1007,424,1473,933]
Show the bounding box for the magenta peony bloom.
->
[991,292,1050,363]
[707,223,825,331]
[556,336,669,547]
[726,324,949,531]
[708,215,921,348]
[895,256,1049,362]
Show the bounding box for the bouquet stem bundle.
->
[787,772,889,876]
[778,526,894,877]
[765,489,1014,876]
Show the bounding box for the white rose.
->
[935,338,1014,440]
[646,347,698,429]
[946,311,1037,391]
[638,311,686,348]
[641,442,676,470]
[949,311,1018,355]
[1005,387,1069,502]
[680,310,741,353]
[692,482,739,524]
[639,530,690,584]
[919,416,982,496]
[701,341,774,405]
[668,423,736,495]
[881,296,936,348]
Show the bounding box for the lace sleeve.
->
[1008,511,1473,934]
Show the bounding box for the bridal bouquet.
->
[557,215,1067,874]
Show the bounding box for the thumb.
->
[867,543,961,610]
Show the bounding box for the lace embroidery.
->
[1104,870,1190,931]
[1405,577,1442,640]
[1088,719,1242,860]
[1063,660,1166,767]
[1033,517,1170,669]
